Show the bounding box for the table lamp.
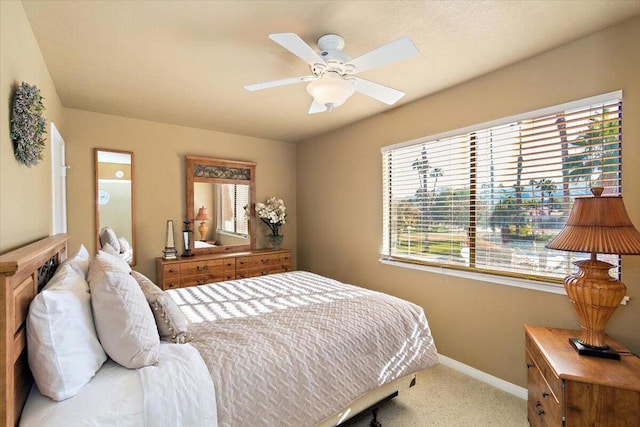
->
[195,206,211,241]
[545,187,640,360]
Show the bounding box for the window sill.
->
[216,230,249,239]
[379,257,567,295]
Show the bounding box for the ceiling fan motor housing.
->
[314,34,353,76]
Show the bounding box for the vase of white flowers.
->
[256,197,286,249]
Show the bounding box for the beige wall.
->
[0,1,65,253]
[3,0,638,392]
[297,17,640,388]
[63,109,297,279]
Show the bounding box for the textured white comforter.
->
[169,271,438,427]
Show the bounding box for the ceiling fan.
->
[244,33,419,114]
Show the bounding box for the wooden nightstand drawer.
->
[526,350,561,427]
[526,333,562,401]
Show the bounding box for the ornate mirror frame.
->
[186,156,256,255]
[94,148,136,265]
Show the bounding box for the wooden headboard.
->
[0,234,69,427]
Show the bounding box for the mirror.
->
[94,148,135,265]
[186,156,256,255]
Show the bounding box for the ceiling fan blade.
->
[269,33,326,66]
[353,77,405,105]
[244,76,311,91]
[308,99,328,114]
[346,37,418,75]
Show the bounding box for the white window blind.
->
[382,92,623,282]
[218,184,250,237]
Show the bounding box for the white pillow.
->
[87,250,131,284]
[131,271,190,344]
[118,236,131,254]
[101,242,120,256]
[27,264,107,401]
[89,256,159,368]
[59,244,90,280]
[99,227,120,253]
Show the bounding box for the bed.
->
[1,234,438,426]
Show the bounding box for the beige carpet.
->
[343,364,529,427]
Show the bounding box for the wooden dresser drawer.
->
[526,349,561,427]
[163,279,181,290]
[157,262,180,290]
[236,265,283,279]
[222,258,236,280]
[180,259,224,277]
[161,264,180,279]
[181,272,224,287]
[281,252,291,271]
[156,249,291,289]
[181,259,224,286]
[237,253,281,269]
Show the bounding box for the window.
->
[382,92,623,283]
[217,184,250,237]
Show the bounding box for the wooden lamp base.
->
[564,256,626,360]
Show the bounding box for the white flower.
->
[255,197,287,235]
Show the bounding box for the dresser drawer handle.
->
[526,363,533,369]
[542,391,549,398]
[537,409,545,416]
[168,268,177,273]
[168,283,177,289]
[197,279,205,285]
[197,265,209,272]
[261,258,269,264]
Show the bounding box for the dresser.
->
[525,325,640,427]
[155,248,291,290]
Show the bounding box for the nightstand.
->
[524,325,640,427]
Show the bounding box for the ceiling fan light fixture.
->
[306,72,355,110]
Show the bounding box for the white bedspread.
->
[140,342,217,427]
[169,271,438,427]
[20,343,216,427]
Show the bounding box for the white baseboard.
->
[437,354,528,400]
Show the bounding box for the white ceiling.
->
[22,1,640,143]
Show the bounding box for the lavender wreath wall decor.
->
[10,82,47,167]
